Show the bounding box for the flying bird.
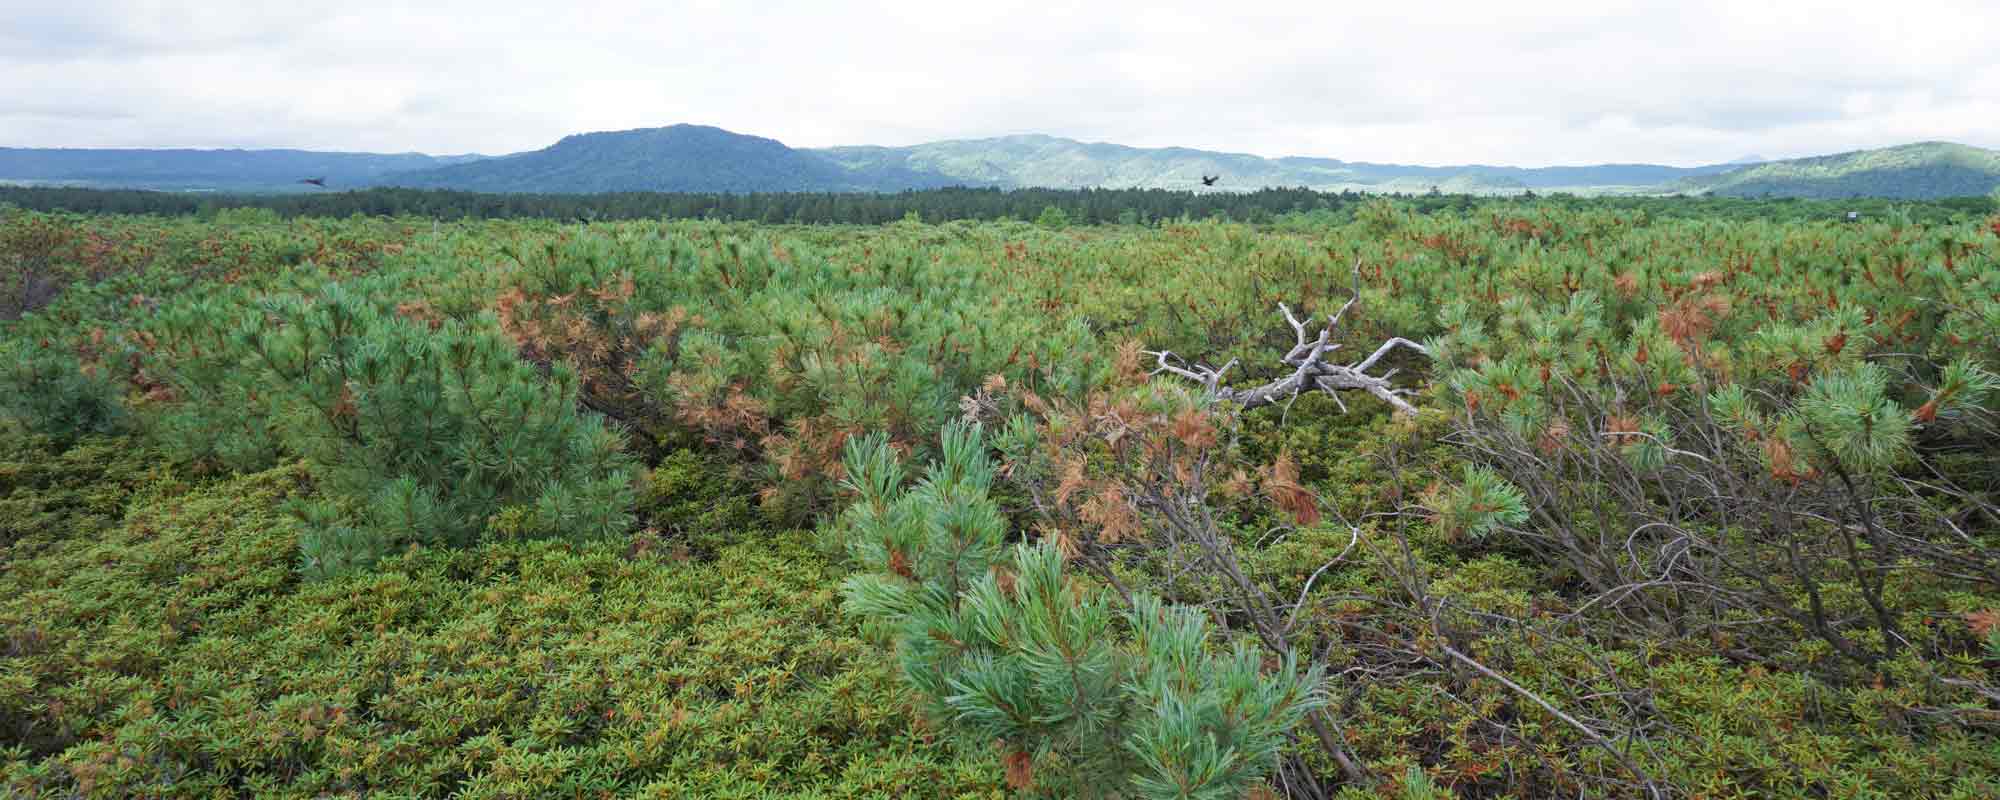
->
[299,177,327,187]
[1200,175,1219,186]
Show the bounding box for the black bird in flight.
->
[1200,174,1219,186]
[299,177,327,187]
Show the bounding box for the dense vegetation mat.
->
[0,437,1000,798]
[4,204,1998,797]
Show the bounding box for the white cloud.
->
[0,0,1993,165]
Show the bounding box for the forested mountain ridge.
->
[383,124,964,193]
[1673,141,2000,199]
[5,124,1997,198]
[814,133,1743,192]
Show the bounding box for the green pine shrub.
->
[0,339,130,445]
[255,282,636,577]
[0,209,424,454]
[489,226,1106,522]
[837,424,1323,798]
[0,211,78,321]
[131,274,637,579]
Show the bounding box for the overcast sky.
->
[3,0,1996,166]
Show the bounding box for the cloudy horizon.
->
[3,0,1996,168]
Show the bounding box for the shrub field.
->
[3,198,1997,798]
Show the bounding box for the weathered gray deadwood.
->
[1147,265,1428,414]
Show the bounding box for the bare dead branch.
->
[1149,261,1428,415]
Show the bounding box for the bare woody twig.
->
[1147,260,1428,414]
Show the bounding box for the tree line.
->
[3,184,1994,226]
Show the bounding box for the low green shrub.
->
[0,431,164,550]
[637,447,763,553]
[0,461,1004,799]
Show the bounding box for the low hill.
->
[1676,142,2000,199]
[813,134,1740,193]
[0,147,480,193]
[382,125,963,193]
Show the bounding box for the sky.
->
[2,0,1996,167]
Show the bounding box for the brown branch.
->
[1440,644,1663,799]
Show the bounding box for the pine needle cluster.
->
[837,424,1322,798]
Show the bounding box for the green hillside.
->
[1678,142,2000,199]
[382,125,961,193]
[818,135,1302,190]
[812,134,1725,193]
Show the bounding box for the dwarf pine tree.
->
[0,339,129,444]
[493,226,1105,521]
[140,276,635,579]
[135,286,287,470]
[837,423,1323,798]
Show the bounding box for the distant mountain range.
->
[813,133,1749,194]
[1672,142,2000,199]
[5,125,1997,199]
[0,147,483,193]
